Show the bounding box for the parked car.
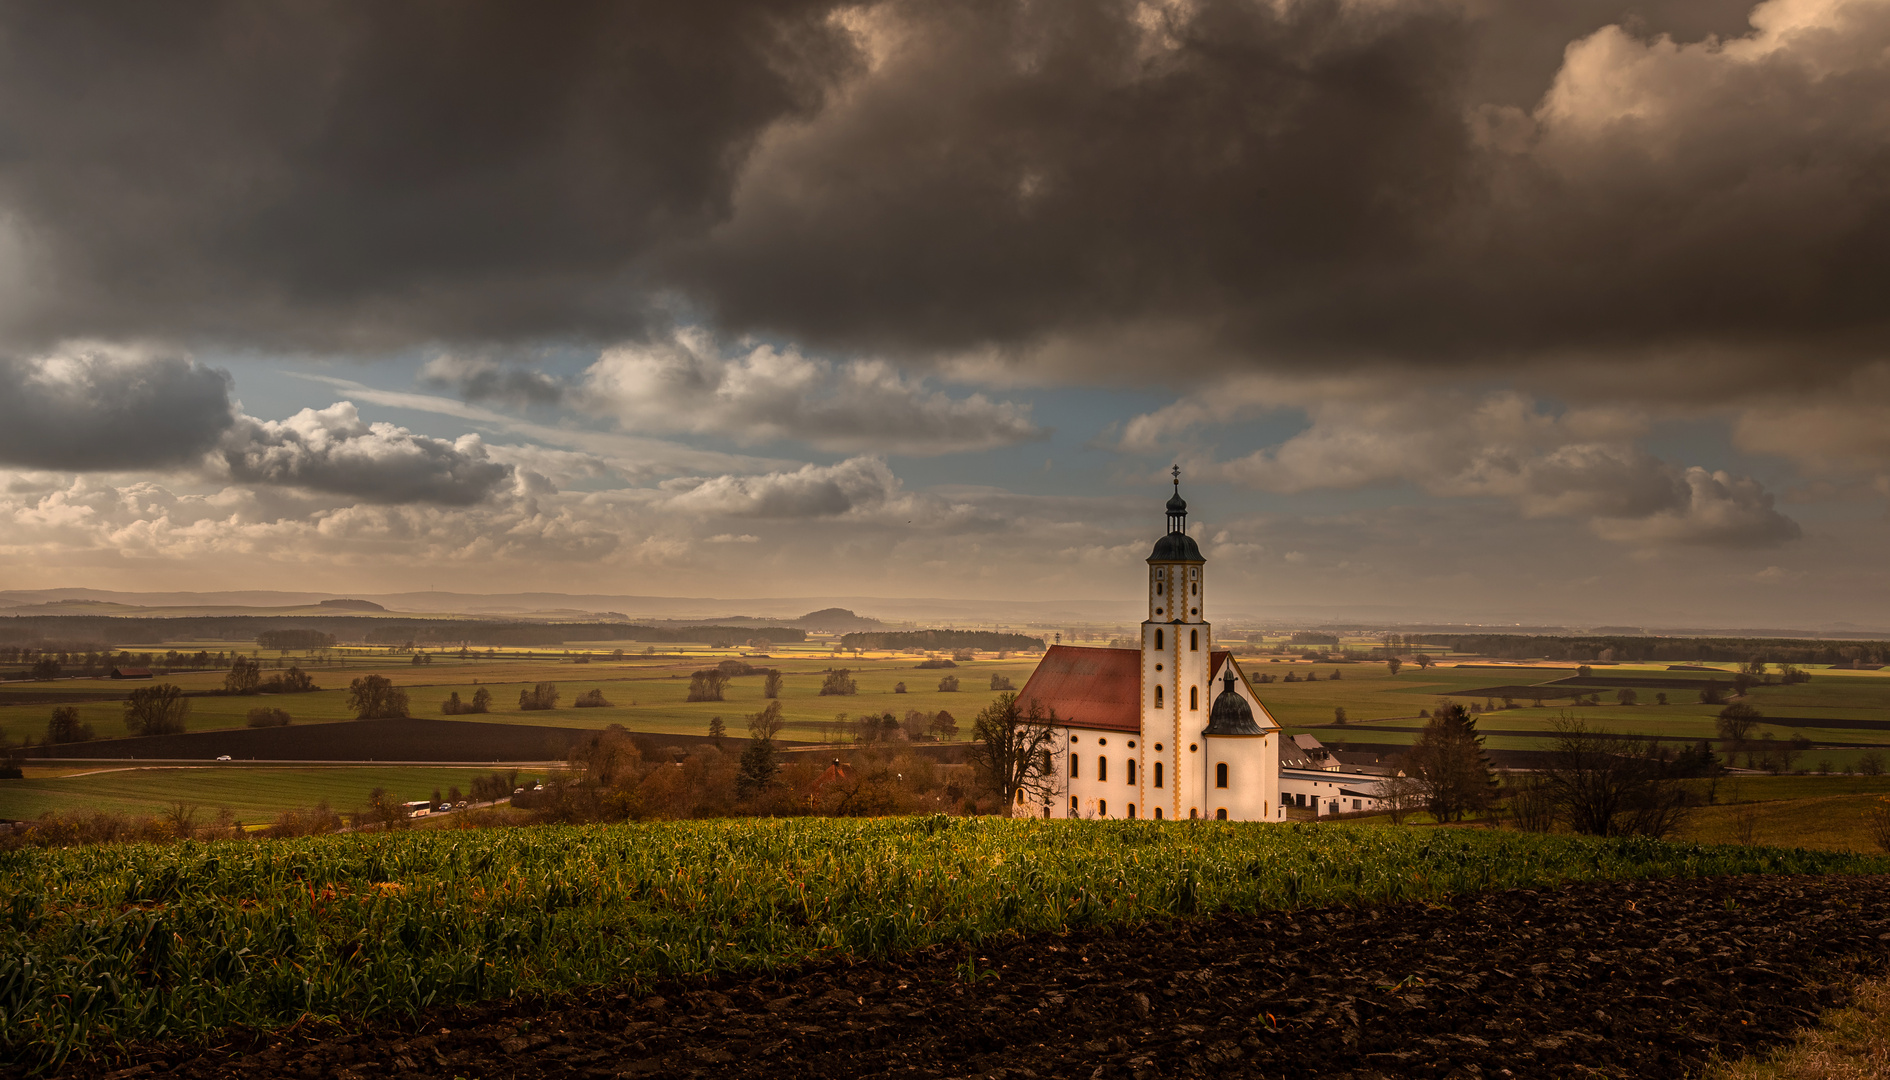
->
[215,755,231,761]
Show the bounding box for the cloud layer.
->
[0,0,1885,391]
[0,345,235,469]
[580,332,1043,453]
[1132,382,1801,547]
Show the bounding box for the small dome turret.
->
[1204,668,1261,735]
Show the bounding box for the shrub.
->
[989,674,1014,691]
[245,706,292,727]
[574,689,611,707]
[915,659,957,669]
[938,675,960,692]
[893,682,907,693]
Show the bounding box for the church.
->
[1015,474,1285,821]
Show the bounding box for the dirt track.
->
[45,874,1890,1080]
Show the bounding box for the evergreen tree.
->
[1403,701,1496,822]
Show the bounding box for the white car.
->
[215,755,232,761]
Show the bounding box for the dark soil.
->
[44,874,1890,1080]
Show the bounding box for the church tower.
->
[1142,466,1211,820]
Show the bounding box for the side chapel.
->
[1015,473,1284,821]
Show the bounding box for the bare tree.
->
[1535,717,1692,838]
[1715,703,1761,759]
[224,656,262,694]
[346,675,411,719]
[1377,774,1424,825]
[124,683,191,735]
[968,693,1063,814]
[1866,797,1890,854]
[1386,656,1402,676]
[763,669,784,699]
[687,669,729,702]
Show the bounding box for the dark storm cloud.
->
[0,0,854,349]
[0,348,235,469]
[0,0,1883,384]
[677,0,1890,378]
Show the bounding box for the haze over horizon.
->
[2,0,1888,630]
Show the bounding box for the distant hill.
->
[318,599,386,612]
[793,608,884,633]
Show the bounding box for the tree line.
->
[837,630,1046,652]
[1405,633,1889,666]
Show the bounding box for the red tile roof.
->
[1016,645,1141,732]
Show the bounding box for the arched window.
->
[1189,685,1198,710]
[1070,796,1078,813]
[1154,762,1164,788]
[1216,763,1228,788]
[1098,757,1108,782]
[1098,799,1107,817]
[1155,629,1163,650]
[1189,808,1199,819]
[1192,581,1198,595]
[1127,803,1136,818]
[1154,685,1163,708]
[1216,808,1228,820]
[1155,580,1163,596]
[1190,629,1198,651]
[1154,807,1163,820]
[1070,755,1079,778]
[1126,759,1137,785]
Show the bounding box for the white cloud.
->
[581,331,1045,454]
[217,402,513,506]
[663,456,903,518]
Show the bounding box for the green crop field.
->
[3,817,1883,1068]
[0,767,519,823]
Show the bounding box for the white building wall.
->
[1279,768,1389,816]
[1054,727,1149,819]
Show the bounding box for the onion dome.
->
[1148,532,1204,562]
[1204,668,1262,736]
[1149,466,1204,561]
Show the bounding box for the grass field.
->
[1247,658,1890,769]
[0,766,520,822]
[0,647,1041,747]
[4,817,1882,1067]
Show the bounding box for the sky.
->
[1,0,1888,629]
